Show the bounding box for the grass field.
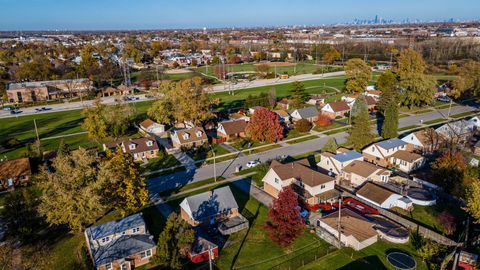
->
[423,118,446,125]
[286,135,319,144]
[299,240,427,270]
[398,125,421,132]
[451,111,477,119]
[196,62,325,77]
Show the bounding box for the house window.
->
[132,227,140,233]
[371,147,375,152]
[129,144,136,150]
[320,184,326,189]
[140,249,152,259]
[146,141,153,147]
[101,236,110,243]
[105,263,112,270]
[150,150,154,155]
[326,160,329,165]
[121,263,129,270]
[274,178,279,184]
[196,131,203,137]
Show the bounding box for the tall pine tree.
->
[348,96,375,151]
[381,102,398,139]
[290,81,307,108]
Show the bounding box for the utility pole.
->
[211,145,217,182]
[447,99,453,118]
[337,192,343,246]
[208,246,214,270]
[33,119,40,142]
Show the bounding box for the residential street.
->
[147,103,479,195]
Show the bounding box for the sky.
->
[0,0,479,31]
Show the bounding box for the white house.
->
[317,150,363,176]
[468,116,480,129]
[341,160,391,187]
[262,159,337,206]
[317,209,377,251]
[401,129,441,154]
[321,101,350,119]
[356,182,413,210]
[139,119,165,135]
[435,120,475,143]
[362,138,410,167]
[389,150,425,173]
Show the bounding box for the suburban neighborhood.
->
[1,1,480,270]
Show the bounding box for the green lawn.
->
[159,176,226,197]
[196,62,325,77]
[236,162,271,187]
[451,111,477,119]
[247,144,282,155]
[141,153,181,172]
[423,118,446,125]
[313,122,346,133]
[187,144,230,161]
[299,240,427,270]
[391,202,466,236]
[413,109,433,115]
[285,129,310,140]
[287,135,319,144]
[398,125,421,132]
[324,127,350,135]
[211,76,346,110]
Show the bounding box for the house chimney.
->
[209,190,213,197]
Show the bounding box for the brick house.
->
[171,127,208,149]
[138,119,165,136]
[103,137,159,162]
[321,101,350,119]
[217,120,247,141]
[0,158,31,190]
[85,213,156,270]
[262,159,337,206]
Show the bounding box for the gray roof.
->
[183,186,238,220]
[333,150,363,163]
[91,234,155,267]
[292,106,319,119]
[86,213,146,241]
[376,138,407,150]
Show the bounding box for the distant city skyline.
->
[0,0,479,30]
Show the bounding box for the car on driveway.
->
[246,160,261,168]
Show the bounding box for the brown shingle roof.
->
[328,101,350,112]
[343,160,388,178]
[123,137,159,154]
[175,127,208,144]
[356,182,394,205]
[321,208,377,242]
[390,150,423,162]
[365,96,377,106]
[270,159,334,187]
[0,158,31,180]
[139,119,156,129]
[219,120,247,136]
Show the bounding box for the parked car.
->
[246,160,261,168]
[2,107,12,111]
[10,110,22,115]
[437,96,452,103]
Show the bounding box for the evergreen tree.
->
[98,149,149,217]
[351,95,368,118]
[290,81,307,108]
[2,188,40,240]
[376,70,400,112]
[155,213,195,269]
[322,138,338,153]
[264,186,304,247]
[381,102,398,139]
[347,97,375,151]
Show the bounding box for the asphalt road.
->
[147,103,479,195]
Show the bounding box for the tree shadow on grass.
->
[338,255,386,270]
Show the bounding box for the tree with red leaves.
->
[315,113,332,127]
[245,107,284,143]
[437,210,456,235]
[264,186,304,247]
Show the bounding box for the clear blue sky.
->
[0,0,478,30]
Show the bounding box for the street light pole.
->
[211,145,217,182]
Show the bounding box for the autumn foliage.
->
[264,186,304,247]
[437,211,456,235]
[245,107,284,143]
[431,151,467,196]
[315,113,332,127]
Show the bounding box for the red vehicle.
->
[188,236,218,264]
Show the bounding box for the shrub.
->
[315,113,332,127]
[294,119,312,132]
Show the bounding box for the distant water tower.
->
[203,27,207,34]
